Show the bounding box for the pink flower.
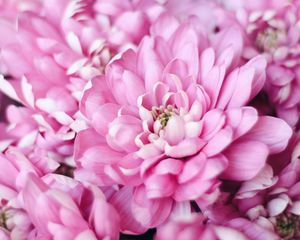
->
[0,0,165,155]
[225,0,300,126]
[235,137,300,240]
[22,173,120,239]
[0,149,43,239]
[204,192,282,240]
[75,14,292,230]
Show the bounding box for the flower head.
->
[225,0,300,126]
[22,173,120,239]
[76,14,292,230]
[235,136,300,239]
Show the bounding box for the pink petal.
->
[174,178,214,201]
[242,116,292,154]
[164,115,185,146]
[246,56,267,99]
[267,65,294,86]
[151,13,179,41]
[137,143,163,159]
[228,218,280,240]
[222,141,269,181]
[91,198,120,239]
[107,115,142,152]
[237,165,277,199]
[216,66,254,109]
[132,186,173,228]
[202,109,226,140]
[201,154,228,180]
[145,174,176,198]
[267,195,289,217]
[170,25,199,79]
[213,27,243,68]
[202,127,233,157]
[109,187,147,234]
[178,153,206,183]
[137,37,163,92]
[0,154,18,189]
[200,47,215,79]
[214,226,248,240]
[201,65,225,107]
[154,158,183,175]
[74,230,98,240]
[123,70,145,105]
[225,107,258,140]
[165,138,206,158]
[91,103,120,136]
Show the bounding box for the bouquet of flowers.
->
[0,0,299,239]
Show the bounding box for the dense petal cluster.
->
[0,0,298,239]
[219,0,300,126]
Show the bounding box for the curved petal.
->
[109,187,147,234]
[132,186,173,228]
[242,116,292,154]
[145,174,176,199]
[222,141,269,181]
[165,138,206,158]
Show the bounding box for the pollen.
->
[151,105,178,128]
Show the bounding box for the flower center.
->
[151,105,178,128]
[256,27,282,52]
[276,213,300,239]
[0,210,8,230]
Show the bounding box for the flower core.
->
[151,105,178,128]
[276,213,300,240]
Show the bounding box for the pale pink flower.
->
[204,192,281,240]
[22,173,120,240]
[0,104,73,174]
[0,149,43,239]
[223,0,300,126]
[0,145,77,240]
[235,137,300,240]
[0,0,166,154]
[75,14,292,231]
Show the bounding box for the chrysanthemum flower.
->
[224,0,300,126]
[0,149,43,239]
[236,137,300,240]
[22,173,120,240]
[75,13,292,231]
[0,0,164,140]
